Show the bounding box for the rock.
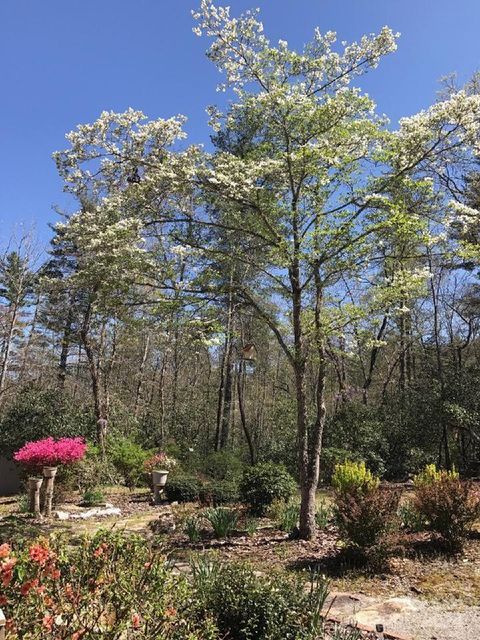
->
[53,504,121,521]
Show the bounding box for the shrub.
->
[184,514,203,542]
[73,443,120,491]
[203,451,244,481]
[413,463,458,487]
[413,471,480,548]
[165,474,201,503]
[333,462,398,553]
[204,507,238,538]
[191,558,329,640]
[82,488,105,506]
[320,448,362,484]
[1,531,218,639]
[201,479,240,506]
[109,438,151,489]
[13,437,87,470]
[0,387,94,457]
[240,463,297,515]
[332,460,379,496]
[334,487,400,552]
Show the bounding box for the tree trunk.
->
[0,298,19,397]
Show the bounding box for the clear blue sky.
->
[1,0,479,250]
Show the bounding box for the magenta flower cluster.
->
[14,437,87,469]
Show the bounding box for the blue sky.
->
[1,0,479,250]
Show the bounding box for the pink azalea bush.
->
[13,437,87,470]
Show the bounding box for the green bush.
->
[204,507,238,538]
[165,474,201,503]
[0,386,95,457]
[240,463,297,515]
[203,451,244,481]
[320,448,362,484]
[398,499,427,532]
[201,479,240,506]
[191,558,329,640]
[82,488,105,506]
[413,471,480,548]
[109,438,151,489]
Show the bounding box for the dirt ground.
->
[1,490,479,640]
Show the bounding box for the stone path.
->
[326,591,480,640]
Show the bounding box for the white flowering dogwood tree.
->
[50,2,480,537]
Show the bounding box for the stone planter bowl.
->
[152,470,169,487]
[43,466,58,478]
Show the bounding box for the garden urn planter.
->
[152,470,169,504]
[42,466,58,517]
[28,477,43,516]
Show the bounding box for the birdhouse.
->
[241,343,258,361]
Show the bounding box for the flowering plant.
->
[143,452,177,474]
[13,437,87,470]
[0,531,217,639]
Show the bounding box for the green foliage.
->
[244,517,258,537]
[204,507,238,538]
[108,437,151,489]
[201,479,240,506]
[203,451,244,481]
[315,500,332,530]
[165,474,201,503]
[240,463,297,515]
[320,448,362,484]
[16,493,29,514]
[82,488,105,506]
[324,404,387,478]
[398,499,427,533]
[184,514,203,542]
[191,558,329,640]
[276,501,300,533]
[0,386,95,457]
[332,461,380,496]
[413,473,480,548]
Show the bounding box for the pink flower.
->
[29,543,50,566]
[131,612,141,629]
[14,437,87,469]
[0,543,10,558]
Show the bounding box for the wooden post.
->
[0,607,6,640]
[42,467,58,517]
[28,477,43,516]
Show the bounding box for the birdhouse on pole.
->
[241,343,258,361]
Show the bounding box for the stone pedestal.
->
[42,466,58,517]
[28,477,43,516]
[152,470,168,504]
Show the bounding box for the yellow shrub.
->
[332,460,379,495]
[413,463,458,488]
